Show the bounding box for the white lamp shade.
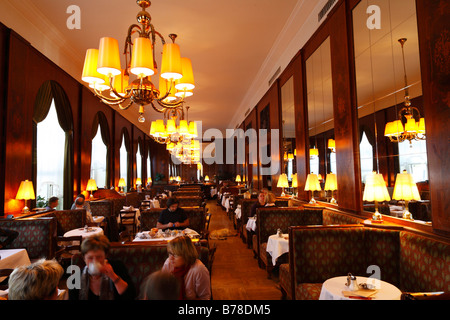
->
[277,173,289,188]
[304,174,321,191]
[393,171,421,201]
[363,172,390,202]
[324,173,338,191]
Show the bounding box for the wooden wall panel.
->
[416,0,450,233]
[4,31,81,213]
[0,24,9,217]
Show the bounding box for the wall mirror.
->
[353,0,430,224]
[281,76,296,190]
[305,37,337,204]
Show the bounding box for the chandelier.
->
[384,38,425,144]
[81,0,195,123]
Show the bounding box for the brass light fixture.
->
[81,0,195,123]
[384,38,425,144]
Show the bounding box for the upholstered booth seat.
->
[295,283,323,300]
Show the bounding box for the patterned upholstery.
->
[0,217,57,260]
[399,231,450,292]
[256,207,323,275]
[139,207,206,234]
[322,209,363,225]
[139,209,161,231]
[295,283,323,300]
[90,200,119,242]
[279,263,292,300]
[289,225,450,299]
[25,210,87,236]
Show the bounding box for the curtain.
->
[33,80,74,209]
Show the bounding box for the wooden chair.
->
[55,235,83,269]
[119,210,137,236]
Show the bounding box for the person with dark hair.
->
[72,195,93,223]
[68,235,135,300]
[44,196,59,211]
[156,197,189,230]
[140,270,181,300]
[249,191,267,218]
[0,228,19,249]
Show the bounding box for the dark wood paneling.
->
[416,0,450,233]
[0,24,9,217]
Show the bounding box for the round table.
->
[319,276,402,300]
[64,226,104,239]
[266,234,289,266]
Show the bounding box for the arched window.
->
[90,112,110,189]
[91,124,107,188]
[36,101,65,209]
[120,135,128,192]
[360,131,374,183]
[33,81,73,209]
[147,148,152,182]
[136,139,142,181]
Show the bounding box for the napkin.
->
[342,289,377,298]
[123,206,133,211]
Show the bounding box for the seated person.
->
[73,196,94,223]
[249,191,267,217]
[71,194,91,211]
[140,270,180,300]
[0,228,19,249]
[69,235,135,300]
[157,197,189,231]
[8,259,64,300]
[44,196,59,211]
[264,192,276,207]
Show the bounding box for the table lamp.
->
[136,177,142,187]
[236,175,241,183]
[304,173,321,204]
[16,180,35,213]
[324,173,338,204]
[147,177,152,186]
[291,173,298,198]
[118,178,126,193]
[363,172,390,221]
[277,173,289,196]
[86,179,98,199]
[392,170,421,220]
[204,175,210,182]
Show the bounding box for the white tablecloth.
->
[63,227,104,239]
[266,234,289,266]
[235,205,242,219]
[0,249,31,281]
[319,276,402,300]
[133,228,199,242]
[246,217,257,232]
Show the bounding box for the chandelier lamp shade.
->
[384,38,425,144]
[81,0,195,123]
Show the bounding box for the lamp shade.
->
[16,180,35,200]
[417,118,425,134]
[188,121,198,138]
[176,176,181,182]
[111,69,129,98]
[392,171,421,201]
[324,173,338,191]
[385,120,404,137]
[291,173,298,188]
[166,119,177,134]
[118,178,126,187]
[158,77,177,102]
[160,43,183,80]
[136,178,142,185]
[363,172,390,202]
[304,174,321,191]
[97,37,122,76]
[175,57,195,91]
[310,147,319,158]
[130,37,155,78]
[82,49,106,85]
[178,120,189,135]
[328,139,336,151]
[204,175,210,182]
[236,175,241,183]
[277,173,289,188]
[86,179,98,191]
[404,117,418,133]
[147,177,152,184]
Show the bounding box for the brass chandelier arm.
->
[118,100,134,110]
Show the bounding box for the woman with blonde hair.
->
[264,192,276,207]
[161,236,211,300]
[8,259,63,300]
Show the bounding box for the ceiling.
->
[0,0,333,137]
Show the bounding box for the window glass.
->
[36,100,64,209]
[399,139,428,182]
[120,135,128,192]
[360,132,373,183]
[136,143,142,180]
[90,124,107,188]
